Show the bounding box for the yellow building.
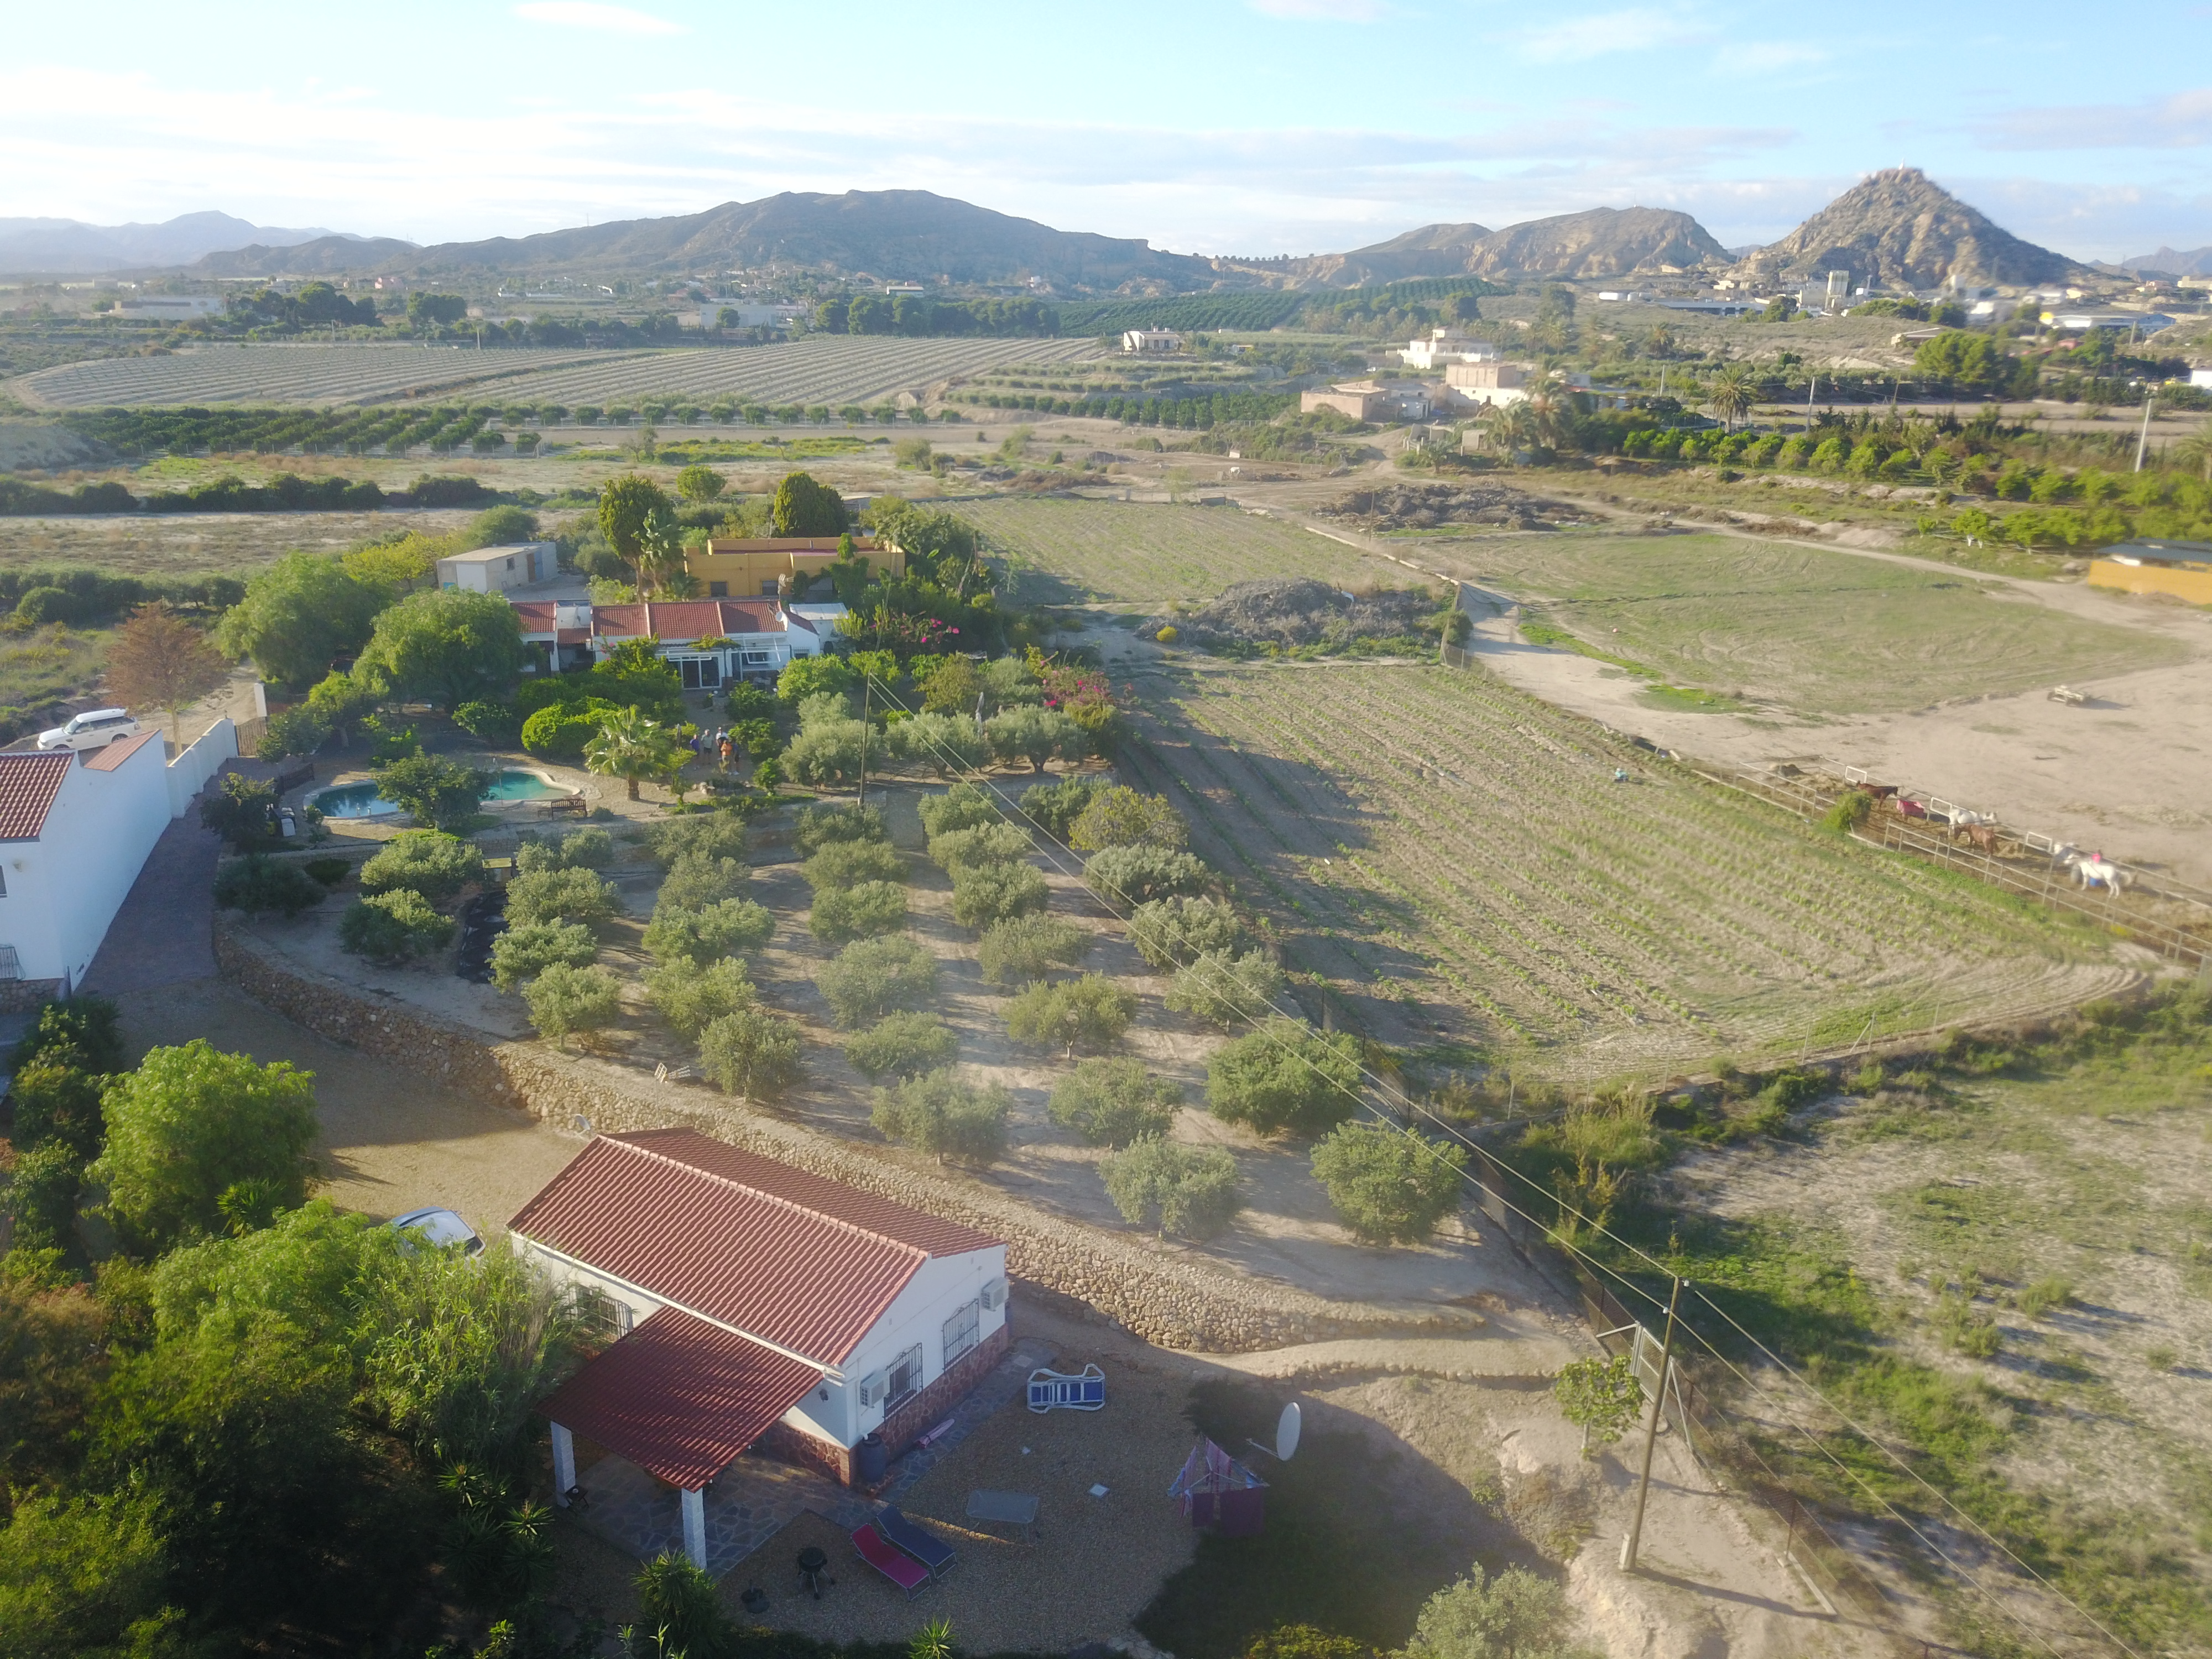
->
[680,536,902,601]
[2088,539,2212,606]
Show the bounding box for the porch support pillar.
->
[550,1422,576,1506]
[681,1485,707,1569]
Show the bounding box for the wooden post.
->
[1621,1277,1682,1573]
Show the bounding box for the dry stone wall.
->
[213,921,1477,1354]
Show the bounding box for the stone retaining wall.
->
[213,921,1478,1354]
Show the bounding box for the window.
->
[708,581,728,597]
[740,650,773,666]
[576,1286,632,1343]
[885,1343,924,1409]
[676,657,722,690]
[760,580,779,597]
[942,1300,980,1369]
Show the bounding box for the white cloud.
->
[1973,87,2212,150]
[1246,0,1389,17]
[512,3,684,36]
[1713,41,1827,75]
[1519,9,1695,64]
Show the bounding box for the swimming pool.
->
[311,770,568,819]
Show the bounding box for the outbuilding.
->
[511,1130,1010,1568]
[436,541,559,593]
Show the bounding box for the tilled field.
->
[14,336,1104,410]
[1123,660,2131,1076]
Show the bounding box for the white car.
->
[36,707,144,753]
[387,1206,484,1256]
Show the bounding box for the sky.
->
[4,0,2210,264]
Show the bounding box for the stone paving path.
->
[573,1335,1057,1580]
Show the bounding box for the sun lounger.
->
[877,1507,956,1576]
[852,1523,928,1598]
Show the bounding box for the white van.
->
[36,707,144,753]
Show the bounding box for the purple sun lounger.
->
[878,1506,956,1575]
[852,1523,928,1598]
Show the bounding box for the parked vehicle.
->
[36,707,143,753]
[387,1206,484,1256]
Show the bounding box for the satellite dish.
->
[1276,1402,1302,1463]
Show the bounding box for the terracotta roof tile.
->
[536,1308,819,1489]
[83,729,160,771]
[510,1130,1000,1365]
[0,752,75,839]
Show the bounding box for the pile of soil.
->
[1318,482,1568,530]
[1163,577,1441,651]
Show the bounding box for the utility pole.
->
[856,675,872,807]
[1620,1277,1682,1573]
[1805,374,1816,430]
[2133,392,2156,472]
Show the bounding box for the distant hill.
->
[310,190,1214,292]
[2122,246,2212,278]
[192,236,421,277]
[1456,207,1725,280]
[1733,168,2090,288]
[0,211,357,274]
[1286,222,1493,286]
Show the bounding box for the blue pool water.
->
[311,770,566,818]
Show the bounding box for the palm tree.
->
[2173,430,2212,484]
[584,707,681,802]
[1706,365,1757,433]
[1478,400,1540,455]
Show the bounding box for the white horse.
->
[2067,852,2127,892]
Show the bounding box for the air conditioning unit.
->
[979,1277,1007,1312]
[857,1371,887,1408]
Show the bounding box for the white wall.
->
[824,1244,1009,1447]
[0,738,173,986]
[167,718,237,817]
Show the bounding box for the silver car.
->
[387,1206,484,1256]
[36,707,144,753]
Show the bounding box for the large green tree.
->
[353,588,525,712]
[216,552,388,690]
[770,471,848,536]
[90,1040,321,1251]
[597,474,679,589]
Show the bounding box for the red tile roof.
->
[537,1308,819,1490]
[0,752,75,839]
[589,599,786,642]
[510,601,590,644]
[510,1130,999,1365]
[82,729,160,771]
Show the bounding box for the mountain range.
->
[13,171,2138,296]
[2122,246,2212,277]
[0,211,364,273]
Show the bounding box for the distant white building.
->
[436,542,558,594]
[1122,328,1182,354]
[1441,361,1532,409]
[118,296,222,321]
[1399,329,1500,369]
[2189,368,2212,390]
[701,302,804,330]
[884,283,926,296]
[2043,309,2177,333]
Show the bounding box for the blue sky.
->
[4,0,2209,262]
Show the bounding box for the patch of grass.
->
[1638,682,1752,713]
[1136,1380,1491,1659]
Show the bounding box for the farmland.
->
[1427,532,2189,715]
[1123,659,2126,1077]
[963,498,1392,604]
[12,335,1104,411]
[0,504,484,578]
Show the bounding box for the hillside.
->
[1733,167,2089,288]
[1287,222,1493,286]
[193,236,421,276]
[2125,245,2212,277]
[258,190,1217,293]
[0,211,354,274]
[1457,207,1725,279]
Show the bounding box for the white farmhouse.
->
[512,1130,1010,1568]
[436,542,558,594]
[509,597,845,686]
[0,733,177,997]
[1399,329,1500,369]
[1122,328,1182,354]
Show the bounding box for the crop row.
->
[954,498,1378,604]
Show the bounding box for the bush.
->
[810,880,909,945]
[1005,973,1135,1055]
[917,782,998,838]
[1207,1018,1363,1136]
[782,720,869,787]
[632,1554,734,1659]
[978,914,1093,984]
[199,771,278,852]
[6,1139,85,1251]
[1166,951,1286,1027]
[844,1011,958,1081]
[1406,1565,1575,1659]
[10,1058,107,1158]
[1069,786,1186,852]
[338,889,456,964]
[521,962,622,1048]
[1085,843,1210,907]
[359,831,482,903]
[658,851,748,910]
[643,898,775,964]
[212,855,326,917]
[257,706,328,761]
[927,820,1032,873]
[645,813,748,868]
[515,826,613,870]
[792,800,886,855]
[698,1006,803,1099]
[1820,789,1874,834]
[488,919,597,990]
[1128,895,1249,971]
[506,865,617,930]
[1048,1056,1182,1146]
[1100,1137,1241,1239]
[817,935,938,1027]
[985,705,1084,771]
[872,1067,1009,1163]
[951,861,1050,928]
[646,958,756,1041]
[1019,775,1104,842]
[884,711,987,775]
[453,699,521,745]
[1309,1120,1467,1243]
[371,754,488,831]
[10,995,124,1075]
[303,856,351,886]
[520,702,617,759]
[801,838,906,888]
